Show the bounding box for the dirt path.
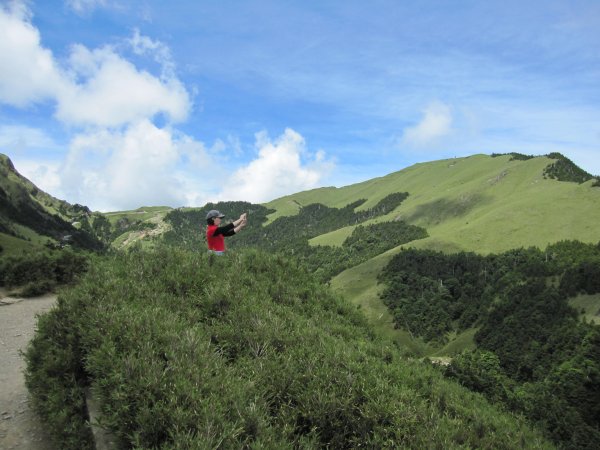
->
[0,290,57,450]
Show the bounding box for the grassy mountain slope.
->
[282,154,600,354]
[0,155,79,218]
[0,154,103,253]
[104,206,173,249]
[307,154,599,252]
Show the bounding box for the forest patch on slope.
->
[378,240,600,448]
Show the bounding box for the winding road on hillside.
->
[0,290,56,450]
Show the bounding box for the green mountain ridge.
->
[0,154,177,254]
[0,154,103,252]
[297,153,600,253]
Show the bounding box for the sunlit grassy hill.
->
[288,154,600,253]
[99,153,598,256]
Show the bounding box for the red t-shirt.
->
[206,223,235,251]
[206,224,224,251]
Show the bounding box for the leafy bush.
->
[20,279,56,297]
[0,249,89,295]
[448,327,600,449]
[445,350,514,404]
[24,296,95,449]
[25,247,550,449]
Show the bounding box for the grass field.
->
[0,231,43,256]
[308,154,600,252]
[431,328,478,357]
[569,294,600,325]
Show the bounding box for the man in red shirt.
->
[205,209,247,254]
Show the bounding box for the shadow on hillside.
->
[404,193,490,225]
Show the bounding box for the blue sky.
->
[1,0,599,211]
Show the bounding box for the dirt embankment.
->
[0,290,56,450]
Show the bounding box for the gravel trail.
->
[0,290,57,450]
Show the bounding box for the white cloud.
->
[129,28,176,79]
[0,4,191,127]
[0,3,67,107]
[217,128,333,204]
[55,119,245,211]
[53,127,333,211]
[0,125,60,153]
[59,120,204,211]
[402,101,453,146]
[58,44,190,127]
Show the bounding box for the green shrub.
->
[24,297,95,449]
[26,247,551,449]
[20,279,56,297]
[0,249,89,295]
